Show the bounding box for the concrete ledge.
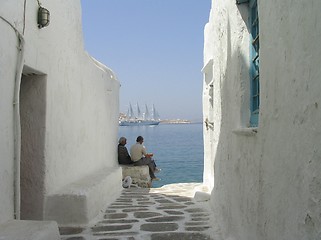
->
[0,220,60,240]
[121,165,151,188]
[44,167,122,226]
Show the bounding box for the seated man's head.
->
[119,137,127,145]
[136,136,144,143]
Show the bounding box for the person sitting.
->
[118,137,134,165]
[130,136,160,181]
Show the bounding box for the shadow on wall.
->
[20,73,47,220]
[209,8,263,240]
[210,2,321,240]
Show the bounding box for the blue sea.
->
[118,123,204,188]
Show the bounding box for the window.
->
[249,0,259,127]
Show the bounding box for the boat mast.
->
[137,102,142,119]
[152,104,159,120]
[129,103,135,119]
[144,104,150,120]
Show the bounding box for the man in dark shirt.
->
[118,137,134,165]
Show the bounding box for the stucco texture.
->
[0,0,120,224]
[203,0,321,239]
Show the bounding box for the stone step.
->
[120,165,151,188]
[0,220,60,240]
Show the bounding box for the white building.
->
[203,0,321,239]
[0,0,121,231]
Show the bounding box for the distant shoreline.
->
[160,119,202,124]
[119,113,202,125]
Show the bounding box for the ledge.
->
[233,127,258,136]
[44,167,122,226]
[0,220,60,240]
[120,165,151,188]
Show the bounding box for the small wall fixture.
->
[204,118,214,131]
[38,6,50,28]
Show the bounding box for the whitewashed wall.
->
[0,0,25,224]
[203,0,321,239]
[0,0,120,224]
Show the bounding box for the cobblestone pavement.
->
[59,183,217,240]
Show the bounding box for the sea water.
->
[118,123,204,188]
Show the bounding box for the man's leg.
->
[133,158,156,178]
[143,157,157,178]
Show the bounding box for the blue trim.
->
[236,0,249,4]
[249,0,259,127]
[249,0,257,8]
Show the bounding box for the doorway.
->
[19,68,47,220]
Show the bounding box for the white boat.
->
[119,103,160,126]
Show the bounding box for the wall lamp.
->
[37,5,50,29]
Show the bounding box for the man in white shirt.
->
[130,136,160,181]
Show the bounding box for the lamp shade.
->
[38,7,50,28]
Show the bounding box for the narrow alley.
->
[59,183,219,240]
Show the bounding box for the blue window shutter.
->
[249,0,257,8]
[249,0,259,127]
[236,0,249,4]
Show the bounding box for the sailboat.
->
[119,103,160,126]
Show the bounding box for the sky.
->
[81,0,211,121]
